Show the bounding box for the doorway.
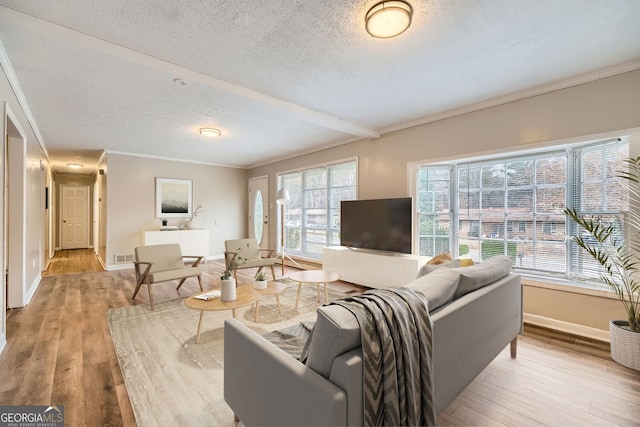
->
[60,185,90,249]
[248,176,269,249]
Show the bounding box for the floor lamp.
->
[276,188,301,276]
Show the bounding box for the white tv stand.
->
[322,246,427,289]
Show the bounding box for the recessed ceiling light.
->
[365,1,413,39]
[67,163,83,169]
[173,78,188,86]
[199,128,221,138]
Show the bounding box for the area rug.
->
[107,283,348,427]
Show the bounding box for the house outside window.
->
[278,159,357,260]
[416,139,628,285]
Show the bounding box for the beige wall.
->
[249,69,640,336]
[0,59,51,313]
[105,153,248,269]
[97,155,107,265]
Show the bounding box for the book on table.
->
[193,290,221,301]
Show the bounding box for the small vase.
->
[254,280,268,290]
[221,278,237,301]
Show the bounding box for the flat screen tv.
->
[340,197,413,254]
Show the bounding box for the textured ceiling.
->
[0,0,639,173]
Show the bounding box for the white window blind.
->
[416,138,628,284]
[567,141,629,281]
[279,160,357,259]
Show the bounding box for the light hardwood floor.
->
[1,251,639,426]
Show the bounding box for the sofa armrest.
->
[329,348,363,427]
[430,273,522,415]
[224,319,347,426]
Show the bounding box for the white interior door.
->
[248,176,269,249]
[61,185,89,249]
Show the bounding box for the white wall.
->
[105,153,247,269]
[249,69,640,337]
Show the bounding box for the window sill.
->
[520,274,617,300]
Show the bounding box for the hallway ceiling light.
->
[67,163,83,169]
[365,1,413,39]
[199,128,221,138]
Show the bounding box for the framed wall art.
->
[156,177,192,218]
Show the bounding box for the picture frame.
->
[156,177,192,218]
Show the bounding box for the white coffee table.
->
[288,270,340,309]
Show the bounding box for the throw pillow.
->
[416,258,461,278]
[452,255,513,299]
[426,251,452,265]
[305,304,361,378]
[405,267,461,311]
[458,258,475,267]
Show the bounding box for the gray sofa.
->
[224,255,522,426]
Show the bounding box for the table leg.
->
[232,308,237,319]
[196,310,204,344]
[255,299,260,322]
[316,283,320,303]
[276,294,282,314]
[295,282,303,309]
[324,282,329,303]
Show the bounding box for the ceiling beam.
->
[0,6,380,139]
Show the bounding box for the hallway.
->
[42,249,104,277]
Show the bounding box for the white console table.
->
[142,229,210,259]
[322,246,427,289]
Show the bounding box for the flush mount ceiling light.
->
[365,1,413,39]
[66,163,83,169]
[199,128,221,138]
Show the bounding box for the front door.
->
[248,176,269,249]
[61,185,89,249]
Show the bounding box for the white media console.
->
[322,246,427,289]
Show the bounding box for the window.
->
[416,139,628,285]
[279,160,357,259]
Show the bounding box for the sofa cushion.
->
[305,304,360,378]
[405,267,460,311]
[149,265,205,283]
[452,255,513,299]
[416,259,461,278]
[135,244,186,272]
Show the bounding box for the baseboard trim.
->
[524,313,610,342]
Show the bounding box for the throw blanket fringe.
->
[332,287,436,426]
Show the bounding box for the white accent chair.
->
[224,238,276,280]
[133,243,205,310]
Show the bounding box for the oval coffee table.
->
[288,270,340,309]
[185,286,260,343]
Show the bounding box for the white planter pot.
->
[610,320,640,371]
[221,278,237,302]
[254,280,268,290]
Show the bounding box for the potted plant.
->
[220,258,238,302]
[254,271,268,290]
[563,156,640,371]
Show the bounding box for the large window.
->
[278,160,357,259]
[416,139,628,285]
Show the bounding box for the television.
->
[340,197,413,254]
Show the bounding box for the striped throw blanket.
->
[332,287,436,426]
